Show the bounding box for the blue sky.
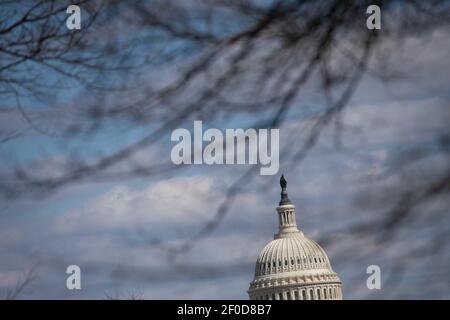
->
[0,3,449,300]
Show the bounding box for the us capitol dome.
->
[248,175,343,300]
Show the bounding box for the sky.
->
[0,2,449,300]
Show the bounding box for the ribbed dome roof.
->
[254,232,332,277]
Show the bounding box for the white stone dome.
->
[247,175,342,300]
[254,232,333,278]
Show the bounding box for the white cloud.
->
[52,176,223,234]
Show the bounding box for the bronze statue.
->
[279,174,291,205]
[280,174,287,189]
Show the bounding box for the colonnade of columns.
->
[251,285,342,300]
